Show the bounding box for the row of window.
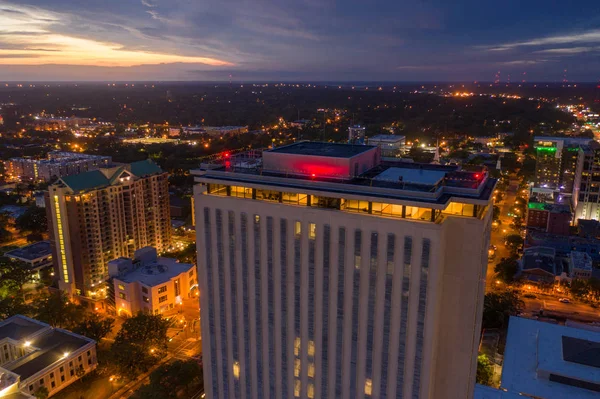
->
[207,184,481,221]
[203,208,432,398]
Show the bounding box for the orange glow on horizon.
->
[0,5,233,68]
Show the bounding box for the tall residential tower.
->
[193,142,495,399]
[47,160,171,297]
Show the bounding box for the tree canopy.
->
[476,354,494,386]
[15,206,48,234]
[111,313,169,377]
[483,290,523,330]
[133,359,202,399]
[494,257,519,284]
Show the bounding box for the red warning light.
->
[224,152,230,158]
[311,173,316,177]
[475,174,480,179]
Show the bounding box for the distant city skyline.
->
[0,0,600,81]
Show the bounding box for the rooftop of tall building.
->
[55,159,164,193]
[194,141,495,205]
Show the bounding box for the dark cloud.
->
[0,0,599,80]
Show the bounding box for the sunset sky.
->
[1,0,599,81]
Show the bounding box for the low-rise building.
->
[519,247,557,284]
[526,201,572,235]
[109,247,196,317]
[4,241,53,273]
[498,316,600,398]
[367,134,406,157]
[569,251,593,279]
[0,315,97,399]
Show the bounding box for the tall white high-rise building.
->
[193,142,495,399]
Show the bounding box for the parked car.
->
[559,298,570,303]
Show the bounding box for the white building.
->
[569,251,593,280]
[110,247,196,317]
[193,141,495,399]
[367,134,406,157]
[0,315,97,399]
[495,316,600,398]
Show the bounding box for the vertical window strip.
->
[228,211,240,397]
[254,215,264,398]
[280,219,288,399]
[411,239,431,399]
[379,234,395,399]
[215,209,229,396]
[321,224,331,399]
[241,213,252,399]
[267,216,275,398]
[307,232,316,387]
[396,236,413,398]
[203,208,218,398]
[334,227,346,397]
[350,229,362,398]
[365,232,378,396]
[293,222,302,396]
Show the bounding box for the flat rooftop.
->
[368,134,406,143]
[269,142,376,158]
[196,144,495,206]
[374,167,446,185]
[5,241,52,261]
[116,258,193,287]
[6,329,91,379]
[501,316,600,398]
[0,315,47,341]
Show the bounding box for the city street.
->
[522,294,600,321]
[486,176,521,292]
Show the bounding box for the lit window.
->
[365,378,372,396]
[294,337,301,356]
[118,284,125,290]
[308,363,315,378]
[233,361,240,379]
[308,340,315,357]
[355,255,361,270]
[255,215,260,223]
[308,383,314,398]
[309,223,316,240]
[295,221,301,237]
[294,380,301,397]
[294,359,301,377]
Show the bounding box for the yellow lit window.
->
[308,340,315,357]
[255,215,260,223]
[294,359,301,377]
[233,361,240,379]
[309,223,316,240]
[308,363,315,378]
[308,383,314,398]
[294,380,301,397]
[365,378,372,396]
[295,221,301,237]
[294,337,301,356]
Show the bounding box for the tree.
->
[494,257,519,284]
[30,290,87,329]
[492,206,500,221]
[132,360,202,399]
[476,354,494,386]
[34,386,49,399]
[0,257,33,295]
[15,206,48,234]
[111,313,169,377]
[73,317,115,342]
[482,290,523,330]
[505,234,524,252]
[569,278,589,300]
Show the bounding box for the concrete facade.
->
[193,143,494,399]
